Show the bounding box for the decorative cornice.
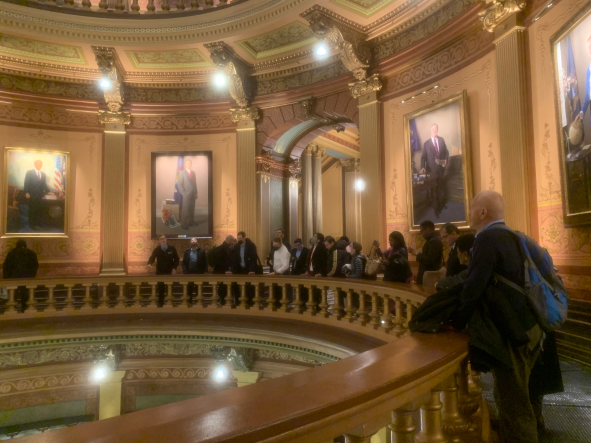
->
[302,6,371,80]
[98,110,131,125]
[349,74,382,99]
[0,72,101,100]
[130,114,235,130]
[0,104,101,129]
[479,0,526,32]
[230,106,260,123]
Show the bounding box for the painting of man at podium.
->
[151,151,213,239]
[3,148,69,238]
[403,91,472,231]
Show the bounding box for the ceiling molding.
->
[236,21,317,60]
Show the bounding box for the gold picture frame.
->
[2,147,70,238]
[550,1,591,227]
[403,90,472,231]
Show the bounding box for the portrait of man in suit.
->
[177,159,198,230]
[420,124,449,217]
[24,160,54,230]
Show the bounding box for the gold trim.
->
[0,34,87,65]
[125,49,213,69]
[402,90,472,232]
[236,21,317,60]
[329,0,396,19]
[3,147,70,239]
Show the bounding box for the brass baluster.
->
[64,284,74,310]
[381,294,394,331]
[46,286,56,312]
[81,0,92,8]
[357,289,369,324]
[252,283,262,309]
[146,0,155,12]
[161,0,170,11]
[147,282,157,308]
[332,286,342,319]
[131,283,141,307]
[404,300,414,331]
[65,0,74,7]
[319,286,329,317]
[293,284,302,313]
[130,0,140,12]
[390,408,416,443]
[116,283,126,307]
[163,282,172,307]
[415,389,448,443]
[196,283,205,307]
[344,288,355,320]
[82,284,92,310]
[203,0,213,8]
[280,283,289,312]
[25,285,37,313]
[441,375,469,442]
[176,0,185,10]
[309,285,318,316]
[190,0,198,9]
[212,282,219,307]
[238,283,248,309]
[98,0,108,10]
[457,359,479,420]
[115,0,125,12]
[393,297,405,335]
[5,287,16,313]
[369,292,380,326]
[181,282,189,308]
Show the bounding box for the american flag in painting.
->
[54,155,63,193]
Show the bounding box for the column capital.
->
[349,74,382,99]
[99,111,131,126]
[339,158,360,172]
[230,106,260,123]
[310,144,326,158]
[479,0,525,33]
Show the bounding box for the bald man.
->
[452,190,543,443]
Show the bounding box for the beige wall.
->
[383,53,501,248]
[0,125,103,276]
[322,162,343,239]
[127,132,237,273]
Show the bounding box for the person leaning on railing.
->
[147,235,179,307]
[2,239,38,311]
[373,231,413,283]
[182,238,208,304]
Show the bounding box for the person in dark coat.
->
[2,239,39,311]
[290,238,309,275]
[306,233,327,277]
[177,159,198,230]
[230,231,259,305]
[207,235,235,306]
[182,238,208,304]
[440,223,467,277]
[419,124,450,217]
[147,235,180,306]
[435,234,474,291]
[24,160,54,229]
[375,231,413,283]
[324,236,348,278]
[408,220,443,285]
[452,191,546,443]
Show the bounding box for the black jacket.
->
[209,243,233,274]
[182,247,208,274]
[148,245,180,275]
[382,248,412,283]
[326,240,349,278]
[416,233,443,284]
[3,247,38,279]
[290,247,309,275]
[307,243,328,276]
[446,243,467,277]
[231,239,258,274]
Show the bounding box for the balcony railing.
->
[1,0,246,17]
[1,276,488,442]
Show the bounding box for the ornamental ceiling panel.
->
[236,21,317,60]
[329,0,397,19]
[0,33,86,65]
[125,48,213,69]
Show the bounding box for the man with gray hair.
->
[452,190,544,443]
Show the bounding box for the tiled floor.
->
[481,360,591,443]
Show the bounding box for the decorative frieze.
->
[98,110,131,125]
[349,74,382,99]
[230,106,260,122]
[480,0,526,32]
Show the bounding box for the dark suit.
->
[177,169,198,229]
[24,169,50,228]
[208,242,234,305]
[182,247,207,302]
[148,245,180,305]
[445,243,467,277]
[3,246,39,311]
[290,247,309,275]
[416,232,443,285]
[231,239,259,305]
[307,243,327,277]
[421,136,449,216]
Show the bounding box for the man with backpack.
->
[453,190,567,443]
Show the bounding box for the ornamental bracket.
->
[230,106,260,123]
[479,0,526,32]
[92,46,130,125]
[300,97,345,132]
[205,42,254,108]
[349,74,383,99]
[301,6,371,81]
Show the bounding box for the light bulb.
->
[316,45,327,56]
[94,368,105,380]
[355,179,366,191]
[99,79,111,90]
[213,73,226,87]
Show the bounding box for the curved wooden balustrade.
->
[1,276,489,442]
[0,0,247,17]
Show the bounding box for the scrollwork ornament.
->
[349,74,383,99]
[98,111,131,125]
[206,42,253,108]
[479,0,526,33]
[230,106,260,122]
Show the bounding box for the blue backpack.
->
[491,225,569,332]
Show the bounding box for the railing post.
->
[204,0,213,8]
[190,0,199,9]
[357,289,369,324]
[82,0,91,8]
[415,389,447,443]
[309,285,318,316]
[319,286,329,317]
[181,282,189,308]
[98,0,108,10]
[45,286,56,313]
[146,0,155,13]
[390,408,416,443]
[163,282,173,307]
[130,0,140,12]
[393,297,405,336]
[293,284,302,313]
[25,285,37,313]
[280,283,289,312]
[238,283,249,309]
[441,375,469,441]
[457,359,479,420]
[196,283,205,307]
[253,282,262,309]
[64,284,74,310]
[333,286,343,319]
[115,0,125,12]
[369,292,380,326]
[116,283,125,307]
[344,288,355,320]
[5,287,16,313]
[404,300,414,332]
[176,0,185,10]
[147,282,157,308]
[131,283,141,307]
[381,295,394,332]
[212,282,219,307]
[81,284,93,311]
[161,0,170,12]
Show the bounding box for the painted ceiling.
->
[126,49,212,69]
[0,33,86,65]
[236,21,317,59]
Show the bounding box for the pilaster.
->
[341,159,361,242]
[301,146,314,243]
[98,370,126,420]
[311,144,325,234]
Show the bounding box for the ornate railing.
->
[2,276,488,442]
[0,0,247,17]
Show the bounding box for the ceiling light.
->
[355,179,366,191]
[434,85,439,89]
[214,367,227,381]
[316,45,328,57]
[401,100,405,103]
[213,73,226,87]
[99,79,111,90]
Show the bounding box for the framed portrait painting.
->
[3,147,69,238]
[151,151,213,239]
[403,90,472,231]
[551,1,591,226]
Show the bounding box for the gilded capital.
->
[99,110,131,125]
[230,107,260,123]
[310,144,326,158]
[206,42,253,108]
[339,158,360,172]
[349,74,382,99]
[479,0,526,33]
[92,46,125,113]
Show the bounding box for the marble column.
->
[232,108,260,246]
[311,144,325,235]
[100,122,128,276]
[98,370,126,420]
[341,159,361,242]
[350,75,383,252]
[301,145,314,242]
[492,13,532,234]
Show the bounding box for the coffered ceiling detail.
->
[0,33,86,65]
[236,21,316,60]
[329,0,396,19]
[126,48,212,69]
